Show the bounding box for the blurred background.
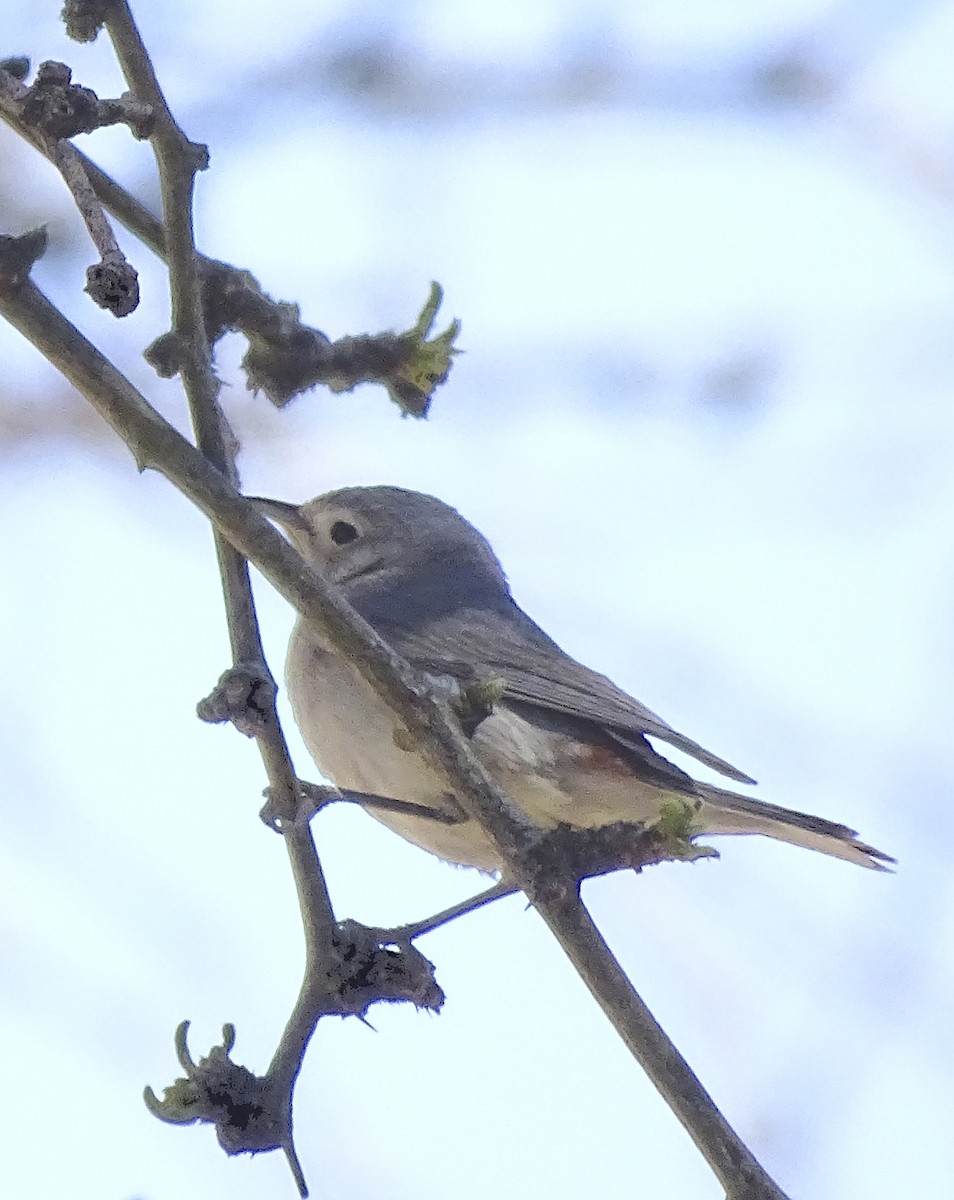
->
[1,2,952,1197]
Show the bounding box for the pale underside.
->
[286,620,890,872]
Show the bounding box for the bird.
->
[254,485,893,874]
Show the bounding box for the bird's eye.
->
[329,520,359,546]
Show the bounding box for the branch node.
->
[107,90,157,139]
[63,0,111,43]
[330,922,445,1015]
[85,251,140,316]
[197,663,278,738]
[260,779,336,831]
[143,329,187,377]
[521,819,719,907]
[20,60,99,139]
[0,57,29,82]
[145,1021,294,1158]
[0,227,48,286]
[186,138,211,171]
[21,58,155,138]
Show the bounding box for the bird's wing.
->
[381,601,756,786]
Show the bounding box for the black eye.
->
[329,520,358,546]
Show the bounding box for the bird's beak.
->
[248,496,312,553]
[248,495,304,530]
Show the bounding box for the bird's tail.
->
[693,782,894,871]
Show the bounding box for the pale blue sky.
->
[1,3,952,1198]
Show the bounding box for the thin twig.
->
[0,61,458,416]
[101,0,338,938]
[282,781,463,827]
[382,880,518,942]
[0,64,139,316]
[103,0,336,940]
[0,265,791,1200]
[0,60,165,253]
[75,147,168,257]
[50,140,124,260]
[99,7,338,1183]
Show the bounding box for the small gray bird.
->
[256,486,892,873]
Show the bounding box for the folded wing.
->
[378,600,756,786]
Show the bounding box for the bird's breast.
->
[283,619,671,869]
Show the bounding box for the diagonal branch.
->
[0,259,791,1200]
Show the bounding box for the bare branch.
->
[18,58,153,139]
[196,268,459,415]
[0,64,459,413]
[539,899,787,1200]
[94,6,344,1179]
[261,780,464,831]
[0,251,791,1199]
[374,879,518,942]
[0,63,140,316]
